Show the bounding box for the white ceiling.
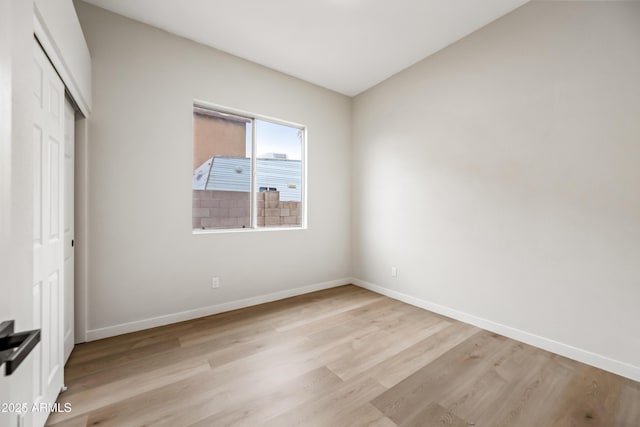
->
[82,0,530,96]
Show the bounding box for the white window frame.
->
[192,100,307,234]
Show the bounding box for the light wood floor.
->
[47,285,639,427]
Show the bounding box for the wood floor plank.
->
[203,325,378,388]
[331,403,397,427]
[438,340,548,425]
[614,380,640,427]
[550,365,627,427]
[273,292,385,332]
[326,317,451,381]
[66,321,196,366]
[262,376,387,427]
[183,367,344,427]
[46,285,640,427]
[64,338,181,381]
[371,331,514,424]
[45,415,87,427]
[403,402,469,427]
[64,326,290,395]
[343,297,414,325]
[48,358,211,425]
[473,353,575,427]
[369,321,479,388]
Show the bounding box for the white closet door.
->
[63,99,75,364]
[33,40,65,427]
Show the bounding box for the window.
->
[192,103,305,231]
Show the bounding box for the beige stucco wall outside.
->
[193,114,246,171]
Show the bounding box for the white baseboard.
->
[352,278,640,382]
[86,278,352,341]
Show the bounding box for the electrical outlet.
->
[211,277,220,289]
[391,267,398,278]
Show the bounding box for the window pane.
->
[192,107,252,230]
[255,120,303,228]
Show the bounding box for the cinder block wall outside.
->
[193,190,250,229]
[193,190,300,229]
[256,191,301,227]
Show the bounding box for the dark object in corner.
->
[0,320,41,376]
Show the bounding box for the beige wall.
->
[193,114,246,170]
[352,1,640,379]
[75,2,352,336]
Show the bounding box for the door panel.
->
[33,40,65,427]
[49,136,60,240]
[34,126,43,246]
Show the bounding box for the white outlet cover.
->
[391,267,398,278]
[211,277,220,288]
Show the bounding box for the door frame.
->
[63,97,75,361]
[73,114,89,344]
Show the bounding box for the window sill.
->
[192,226,307,235]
